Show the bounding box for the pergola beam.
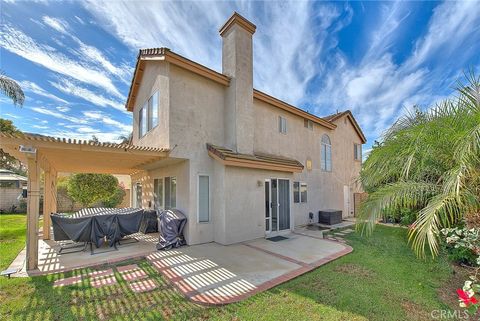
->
[26,153,40,271]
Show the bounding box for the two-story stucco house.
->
[126,12,366,246]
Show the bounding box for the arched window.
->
[321,134,332,171]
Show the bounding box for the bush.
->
[67,173,121,207]
[102,185,126,208]
[382,207,417,225]
[442,227,480,267]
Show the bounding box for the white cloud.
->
[82,110,130,133]
[50,78,125,112]
[42,16,69,34]
[30,106,88,124]
[19,80,68,104]
[0,23,124,98]
[56,106,70,112]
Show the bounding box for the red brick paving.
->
[117,264,139,273]
[90,275,117,288]
[88,268,114,278]
[53,275,83,287]
[129,278,158,293]
[121,269,148,282]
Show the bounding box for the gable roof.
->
[125,48,231,111]
[207,143,303,173]
[323,110,367,143]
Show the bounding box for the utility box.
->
[318,209,342,225]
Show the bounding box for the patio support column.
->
[42,169,57,240]
[26,153,40,271]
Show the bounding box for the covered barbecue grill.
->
[157,209,187,250]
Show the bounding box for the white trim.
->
[264,177,292,236]
[197,174,210,224]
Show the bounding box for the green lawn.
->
[0,214,26,270]
[0,216,459,321]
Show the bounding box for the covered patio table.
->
[51,208,145,254]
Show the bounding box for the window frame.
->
[197,174,210,223]
[153,178,164,209]
[354,143,362,161]
[304,119,313,130]
[321,134,332,172]
[138,91,159,138]
[300,182,307,203]
[293,181,300,203]
[279,116,287,134]
[293,181,307,204]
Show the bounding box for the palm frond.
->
[0,74,25,106]
[357,181,438,235]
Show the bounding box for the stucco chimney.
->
[220,12,256,154]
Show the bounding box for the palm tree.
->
[0,73,25,106]
[358,72,480,258]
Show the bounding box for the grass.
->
[0,217,460,321]
[0,214,26,270]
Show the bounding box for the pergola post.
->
[42,169,57,240]
[26,154,40,271]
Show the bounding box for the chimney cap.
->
[219,12,256,36]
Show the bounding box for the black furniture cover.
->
[318,209,343,225]
[139,209,158,234]
[51,208,144,247]
[157,209,187,250]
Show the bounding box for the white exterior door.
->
[265,178,290,235]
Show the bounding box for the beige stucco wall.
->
[129,57,364,245]
[223,166,293,244]
[131,61,170,149]
[253,99,363,225]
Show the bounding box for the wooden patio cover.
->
[0,132,169,271]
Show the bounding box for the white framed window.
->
[279,116,287,134]
[139,103,147,138]
[198,175,210,223]
[354,143,362,161]
[321,134,332,172]
[139,91,159,138]
[293,182,307,203]
[134,182,142,208]
[304,119,313,130]
[293,182,300,203]
[164,176,176,209]
[300,183,307,203]
[153,178,164,209]
[154,176,176,209]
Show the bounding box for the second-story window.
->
[139,91,159,138]
[321,134,332,172]
[279,116,287,134]
[304,119,313,130]
[354,143,362,161]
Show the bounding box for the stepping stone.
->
[88,268,114,278]
[121,268,148,282]
[90,275,117,288]
[54,275,83,287]
[343,229,354,233]
[129,278,158,293]
[117,264,139,273]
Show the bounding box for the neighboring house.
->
[0,169,27,212]
[126,12,366,246]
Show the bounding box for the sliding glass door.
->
[265,178,290,235]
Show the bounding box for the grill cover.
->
[157,209,187,250]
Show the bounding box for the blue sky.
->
[1,1,479,152]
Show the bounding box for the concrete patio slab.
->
[12,233,159,276]
[246,233,347,265]
[129,278,158,293]
[90,275,117,288]
[146,233,352,305]
[121,269,148,282]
